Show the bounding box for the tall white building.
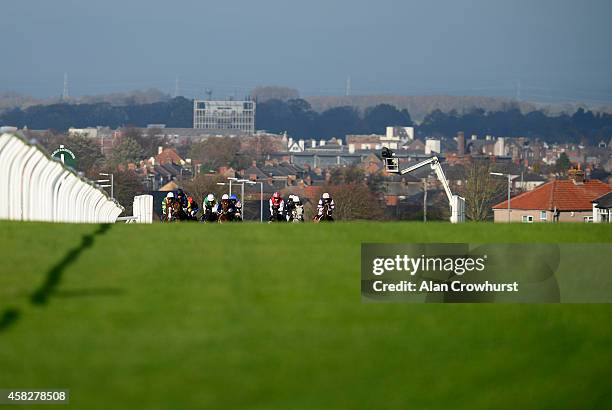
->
[425,139,441,154]
[386,126,414,141]
[193,100,255,134]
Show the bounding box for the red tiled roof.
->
[155,149,183,164]
[493,179,612,211]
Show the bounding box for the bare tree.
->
[182,174,227,205]
[461,159,505,221]
[189,137,241,171]
[317,183,384,221]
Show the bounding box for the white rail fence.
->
[0,132,125,223]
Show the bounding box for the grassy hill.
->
[0,221,611,409]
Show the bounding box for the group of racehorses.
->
[162,196,334,223]
[162,197,239,223]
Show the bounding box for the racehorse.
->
[291,205,304,223]
[313,203,334,222]
[268,207,284,223]
[200,209,218,223]
[217,199,233,223]
[165,200,188,222]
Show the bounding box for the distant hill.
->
[304,95,612,122]
[0,89,171,114]
[3,88,611,122]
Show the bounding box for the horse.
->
[162,200,177,222]
[268,207,284,223]
[217,199,234,223]
[165,200,189,222]
[313,203,334,223]
[291,205,305,223]
[200,208,219,223]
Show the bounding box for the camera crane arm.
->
[397,156,453,204]
[381,147,465,223]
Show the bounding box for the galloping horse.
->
[313,203,334,222]
[200,209,218,223]
[217,199,233,223]
[291,205,305,223]
[165,200,188,222]
[268,208,284,223]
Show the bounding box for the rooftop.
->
[593,191,612,208]
[493,179,612,211]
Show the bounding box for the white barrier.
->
[0,133,124,223]
[132,195,154,224]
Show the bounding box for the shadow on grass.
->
[1,224,115,334]
[0,308,20,332]
[31,224,112,305]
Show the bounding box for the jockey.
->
[230,194,242,220]
[202,193,218,222]
[287,195,304,221]
[285,195,296,221]
[317,192,335,217]
[269,192,284,221]
[176,188,188,210]
[203,193,216,211]
[219,193,230,213]
[161,192,175,220]
[186,196,199,219]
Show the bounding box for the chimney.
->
[457,132,465,155]
[288,137,293,148]
[568,164,585,184]
[158,146,164,155]
[319,139,326,146]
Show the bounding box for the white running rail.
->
[0,132,124,223]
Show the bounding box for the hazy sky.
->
[2,0,611,103]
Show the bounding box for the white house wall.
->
[0,133,124,223]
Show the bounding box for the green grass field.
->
[0,221,611,409]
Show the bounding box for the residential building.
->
[346,134,384,151]
[492,169,612,223]
[592,192,612,223]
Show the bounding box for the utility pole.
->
[490,172,515,223]
[423,178,427,222]
[345,75,351,96]
[506,174,511,222]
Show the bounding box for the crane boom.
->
[399,156,453,202]
[381,149,465,223]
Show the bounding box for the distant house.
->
[154,147,184,165]
[592,192,612,223]
[402,139,425,153]
[516,173,548,191]
[346,134,383,152]
[492,170,612,223]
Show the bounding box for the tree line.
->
[2,97,611,145]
